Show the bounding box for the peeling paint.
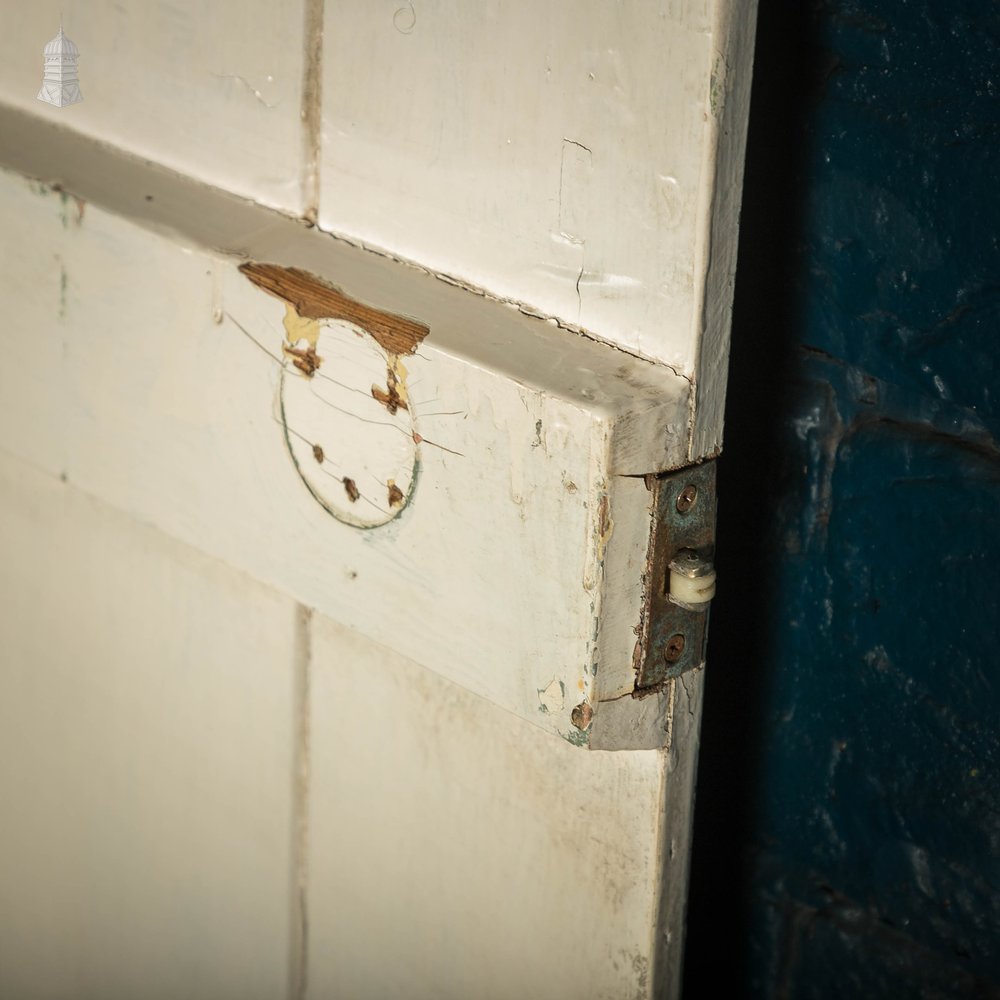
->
[284,343,322,378]
[537,678,565,715]
[709,54,728,119]
[276,317,419,528]
[239,264,422,529]
[570,700,594,731]
[240,262,429,356]
[597,493,614,551]
[583,486,614,591]
[371,357,409,413]
[302,203,694,384]
[282,301,320,350]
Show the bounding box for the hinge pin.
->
[668,549,717,608]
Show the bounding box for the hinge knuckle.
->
[635,459,717,690]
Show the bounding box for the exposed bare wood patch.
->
[312,444,325,464]
[285,343,322,377]
[387,482,404,507]
[240,262,429,356]
[343,478,360,503]
[571,701,594,731]
[371,365,408,414]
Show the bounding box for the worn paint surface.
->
[0,1,309,212]
[306,613,669,1000]
[0,457,298,1000]
[0,167,691,1000]
[0,98,695,479]
[240,262,430,356]
[0,162,681,749]
[239,264,423,526]
[686,1,1000,995]
[320,0,756,392]
[278,316,419,528]
[0,4,758,993]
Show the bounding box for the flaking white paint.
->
[0,165,646,744]
[0,3,757,991]
[278,316,418,527]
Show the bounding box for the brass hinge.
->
[635,459,718,690]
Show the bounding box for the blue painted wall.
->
[684,2,1000,996]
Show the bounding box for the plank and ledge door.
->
[0,3,756,998]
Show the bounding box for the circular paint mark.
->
[393,2,416,33]
[280,317,418,528]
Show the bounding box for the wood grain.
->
[240,261,429,356]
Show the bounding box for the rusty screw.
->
[676,484,698,513]
[664,633,686,663]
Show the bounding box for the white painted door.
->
[0,3,756,997]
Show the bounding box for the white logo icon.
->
[38,25,83,107]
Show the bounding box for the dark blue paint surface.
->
[684,2,1000,996]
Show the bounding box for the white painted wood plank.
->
[0,1,310,213]
[320,0,756,398]
[690,1,760,457]
[0,452,298,1000]
[0,101,692,478]
[0,165,663,745]
[307,611,670,999]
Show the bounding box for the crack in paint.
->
[307,219,694,386]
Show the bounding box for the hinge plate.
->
[635,459,717,689]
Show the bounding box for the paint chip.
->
[285,343,321,377]
[344,477,360,502]
[372,368,408,413]
[571,701,594,731]
[538,678,565,715]
[240,262,429,356]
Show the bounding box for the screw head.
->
[664,633,686,663]
[676,484,698,513]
